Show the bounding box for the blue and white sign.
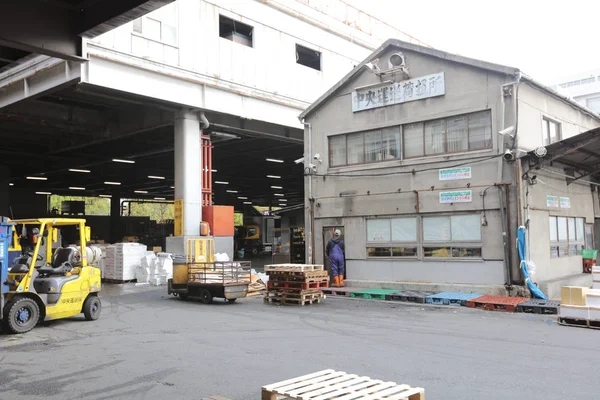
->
[439,167,471,181]
[560,197,571,209]
[352,72,445,112]
[439,190,472,204]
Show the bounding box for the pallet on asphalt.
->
[385,290,435,303]
[261,369,425,400]
[350,288,398,300]
[516,299,560,314]
[266,270,329,280]
[466,295,529,312]
[558,317,600,329]
[322,287,355,297]
[425,292,482,306]
[264,291,323,306]
[268,280,329,290]
[264,264,325,272]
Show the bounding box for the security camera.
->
[308,163,317,172]
[498,126,515,138]
[313,154,321,160]
[364,58,381,74]
[503,149,515,161]
[294,157,305,164]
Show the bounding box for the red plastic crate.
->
[466,295,529,312]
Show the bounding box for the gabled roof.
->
[299,39,600,121]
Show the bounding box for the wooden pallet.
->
[262,369,424,400]
[268,280,329,290]
[264,264,325,272]
[267,271,330,282]
[322,287,354,297]
[264,291,323,306]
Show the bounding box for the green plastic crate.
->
[582,249,598,259]
[350,288,398,300]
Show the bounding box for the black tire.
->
[82,296,101,321]
[3,297,40,334]
[200,289,213,304]
[227,298,237,303]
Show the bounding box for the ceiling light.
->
[226,190,238,194]
[35,191,51,195]
[148,175,165,180]
[267,175,281,179]
[279,199,287,202]
[212,169,217,173]
[26,176,47,181]
[69,187,85,191]
[104,181,121,185]
[9,183,14,186]
[271,186,283,189]
[215,181,229,185]
[113,159,135,164]
[274,193,284,197]
[170,186,175,189]
[238,196,248,200]
[243,201,252,205]
[69,168,91,173]
[266,158,284,163]
[134,190,148,194]
[99,194,112,198]
[154,197,166,200]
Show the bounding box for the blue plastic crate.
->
[425,292,482,306]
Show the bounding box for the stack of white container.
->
[593,266,600,289]
[135,253,173,286]
[560,285,600,323]
[103,243,148,281]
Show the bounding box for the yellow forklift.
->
[1,218,102,334]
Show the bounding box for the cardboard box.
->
[561,286,588,306]
[589,307,600,322]
[587,293,600,308]
[560,304,590,320]
[203,205,234,236]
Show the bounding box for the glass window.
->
[587,97,600,114]
[549,217,558,241]
[367,219,390,242]
[133,19,142,33]
[568,217,576,241]
[543,118,561,145]
[451,215,481,241]
[424,120,445,155]
[423,247,451,257]
[468,111,492,149]
[446,116,468,153]
[391,218,417,242]
[144,18,161,41]
[367,247,391,257]
[576,218,585,241]
[347,133,364,164]
[403,122,424,158]
[392,247,417,257]
[557,217,568,241]
[162,24,177,45]
[381,126,401,160]
[329,135,346,167]
[423,217,451,241]
[364,130,382,162]
[542,120,549,146]
[452,247,483,258]
[549,120,558,143]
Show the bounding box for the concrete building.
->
[299,39,600,296]
[552,69,600,115]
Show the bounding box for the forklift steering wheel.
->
[26,251,44,261]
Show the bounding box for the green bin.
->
[582,249,598,260]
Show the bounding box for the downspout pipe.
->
[199,112,210,130]
[303,120,315,264]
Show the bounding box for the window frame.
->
[295,44,322,71]
[422,215,483,259]
[328,110,492,168]
[366,217,419,259]
[542,117,562,146]
[549,216,585,258]
[218,15,254,48]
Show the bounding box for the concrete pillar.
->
[0,166,9,217]
[174,110,202,236]
[110,191,121,243]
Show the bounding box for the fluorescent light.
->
[154,197,165,200]
[104,181,121,185]
[279,199,287,202]
[267,175,281,179]
[211,169,217,173]
[112,159,135,164]
[266,158,284,163]
[134,190,148,194]
[274,193,285,197]
[69,187,85,191]
[8,183,14,186]
[215,181,229,185]
[243,201,252,205]
[238,196,248,200]
[170,186,175,189]
[26,176,47,181]
[226,190,238,194]
[148,175,165,180]
[69,168,91,173]
[35,191,51,195]
[271,186,283,189]
[99,194,112,198]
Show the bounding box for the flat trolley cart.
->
[168,260,251,303]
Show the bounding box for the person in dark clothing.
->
[326,229,345,287]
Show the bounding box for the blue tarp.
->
[518,226,548,300]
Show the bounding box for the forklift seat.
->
[37,247,76,276]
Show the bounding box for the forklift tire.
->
[83,296,102,321]
[3,297,40,334]
[200,289,213,304]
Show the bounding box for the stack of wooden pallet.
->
[264,264,328,306]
